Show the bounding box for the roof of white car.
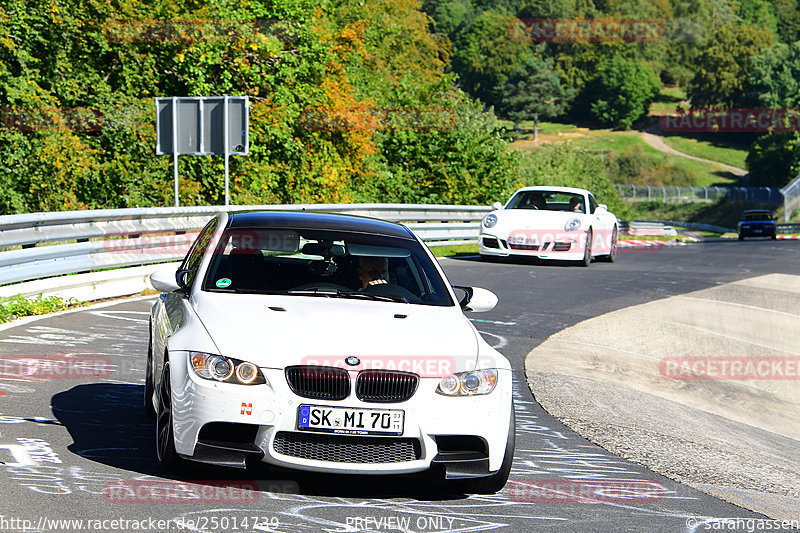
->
[513,186,590,195]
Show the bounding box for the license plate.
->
[753,229,762,233]
[297,405,404,436]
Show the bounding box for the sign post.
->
[156,96,249,206]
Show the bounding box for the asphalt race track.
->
[0,238,798,532]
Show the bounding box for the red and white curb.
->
[720,234,800,240]
[618,239,694,248]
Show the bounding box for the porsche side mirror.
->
[492,202,503,211]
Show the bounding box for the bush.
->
[517,144,630,218]
[0,295,84,324]
[607,146,698,186]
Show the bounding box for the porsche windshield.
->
[506,191,585,213]
[202,227,454,306]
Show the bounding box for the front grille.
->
[508,242,539,251]
[356,370,419,403]
[285,366,350,400]
[273,431,421,463]
[552,242,571,251]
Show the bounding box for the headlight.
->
[483,214,498,228]
[436,369,498,396]
[189,352,266,385]
[564,218,581,231]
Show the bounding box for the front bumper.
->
[168,352,513,475]
[479,232,586,261]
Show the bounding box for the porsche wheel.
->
[579,230,592,267]
[599,226,617,263]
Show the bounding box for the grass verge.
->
[430,244,478,257]
[0,294,86,324]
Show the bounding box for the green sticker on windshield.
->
[216,278,232,288]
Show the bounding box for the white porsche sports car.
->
[146,211,514,493]
[479,186,619,265]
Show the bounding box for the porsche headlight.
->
[564,218,582,232]
[189,352,266,385]
[436,369,498,396]
[483,214,498,228]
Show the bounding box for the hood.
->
[493,209,586,230]
[190,292,481,377]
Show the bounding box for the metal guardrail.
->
[615,185,783,205]
[0,204,491,288]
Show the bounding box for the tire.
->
[143,334,156,418]
[579,230,592,267]
[599,226,618,263]
[155,361,181,471]
[738,234,744,241]
[771,233,777,240]
[460,404,515,494]
[480,254,499,263]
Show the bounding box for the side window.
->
[180,219,218,287]
[588,195,598,214]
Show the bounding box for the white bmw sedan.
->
[479,186,619,266]
[146,211,514,493]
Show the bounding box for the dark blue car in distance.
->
[738,210,777,240]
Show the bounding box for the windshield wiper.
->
[284,289,340,297]
[284,288,408,303]
[336,290,409,303]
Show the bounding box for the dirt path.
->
[642,127,748,177]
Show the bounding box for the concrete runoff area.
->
[526,273,800,522]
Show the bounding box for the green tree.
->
[500,54,573,140]
[746,132,800,187]
[686,23,773,109]
[587,55,660,129]
[451,10,530,106]
[770,0,800,43]
[742,41,800,108]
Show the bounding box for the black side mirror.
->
[175,269,195,292]
[452,285,474,309]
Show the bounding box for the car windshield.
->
[506,191,585,213]
[742,212,772,221]
[202,227,454,306]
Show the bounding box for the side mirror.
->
[452,286,498,313]
[597,204,608,211]
[150,267,181,293]
[492,202,503,211]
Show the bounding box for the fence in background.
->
[780,174,800,222]
[614,185,783,205]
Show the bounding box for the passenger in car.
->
[569,197,585,213]
[357,256,389,289]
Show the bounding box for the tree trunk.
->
[534,113,539,142]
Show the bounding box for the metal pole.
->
[224,95,230,207]
[172,97,179,207]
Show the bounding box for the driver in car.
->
[357,256,389,289]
